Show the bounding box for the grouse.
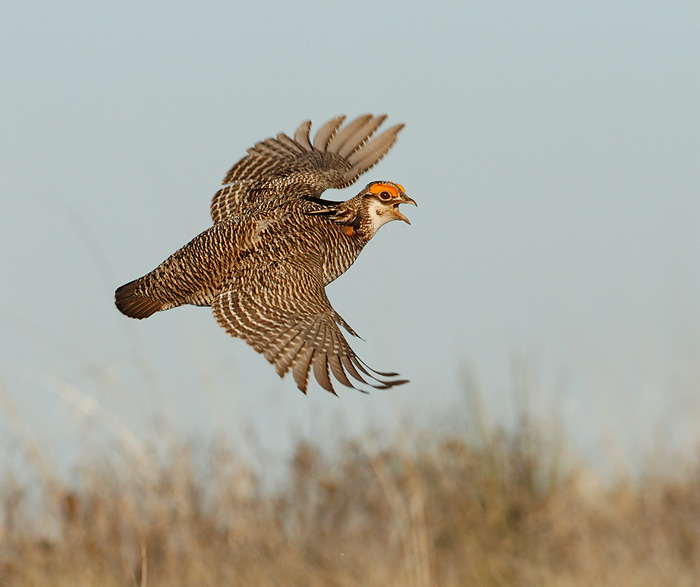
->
[115,114,415,394]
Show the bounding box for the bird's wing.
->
[210,114,404,223]
[211,259,407,394]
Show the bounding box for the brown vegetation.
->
[0,406,699,586]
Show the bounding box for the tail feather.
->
[115,280,162,319]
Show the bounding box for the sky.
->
[1,1,699,476]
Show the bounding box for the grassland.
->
[0,389,699,587]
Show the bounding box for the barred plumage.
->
[115,114,416,394]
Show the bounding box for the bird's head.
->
[360,181,417,235]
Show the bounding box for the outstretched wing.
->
[210,114,404,223]
[211,259,407,394]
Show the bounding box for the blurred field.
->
[0,388,699,587]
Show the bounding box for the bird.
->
[115,114,416,395]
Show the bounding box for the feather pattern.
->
[211,114,404,223]
[115,115,411,394]
[209,259,407,394]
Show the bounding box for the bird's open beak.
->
[394,196,417,224]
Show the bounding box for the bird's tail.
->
[115,279,163,319]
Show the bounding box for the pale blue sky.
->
[1,1,699,473]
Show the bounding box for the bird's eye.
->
[379,191,392,200]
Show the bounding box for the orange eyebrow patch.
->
[370,183,400,197]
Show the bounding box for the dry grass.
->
[0,399,699,586]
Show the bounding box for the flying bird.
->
[115,114,415,394]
